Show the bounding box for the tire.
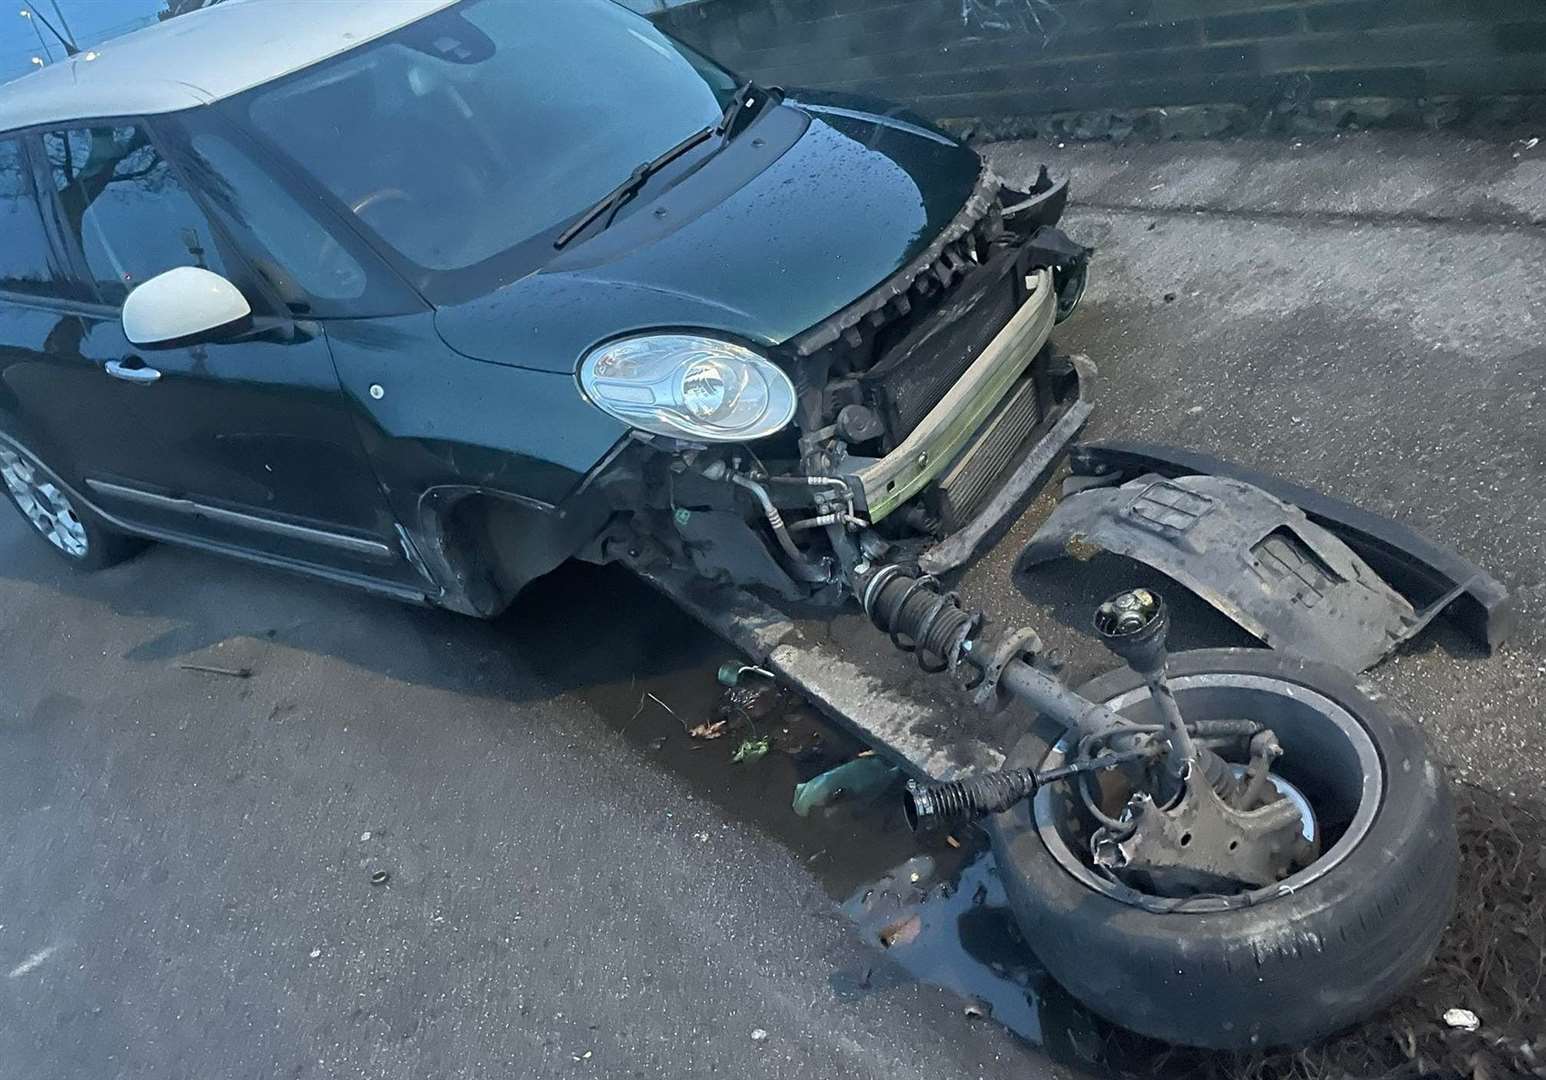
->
[0,440,147,570]
[988,648,1457,1050]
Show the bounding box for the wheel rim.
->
[1026,672,1384,914]
[0,448,89,559]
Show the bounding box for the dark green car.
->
[0,0,1088,615]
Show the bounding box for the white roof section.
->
[0,0,457,134]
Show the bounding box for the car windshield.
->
[237,0,737,296]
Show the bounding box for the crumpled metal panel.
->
[1018,473,1427,671]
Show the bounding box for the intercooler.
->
[932,372,1042,530]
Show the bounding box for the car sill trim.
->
[84,479,397,561]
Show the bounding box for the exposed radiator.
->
[933,372,1043,531]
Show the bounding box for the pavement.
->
[2,127,1543,1079]
[987,129,1546,800]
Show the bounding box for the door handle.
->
[105,358,162,385]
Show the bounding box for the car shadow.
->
[0,516,717,710]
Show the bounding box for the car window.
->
[183,129,366,305]
[43,125,229,306]
[239,0,737,294]
[0,137,64,299]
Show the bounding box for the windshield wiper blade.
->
[553,124,714,250]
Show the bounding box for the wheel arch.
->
[411,484,611,618]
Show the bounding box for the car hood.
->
[433,95,983,373]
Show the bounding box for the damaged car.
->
[0,0,1501,1053]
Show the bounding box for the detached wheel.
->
[988,648,1456,1050]
[0,443,146,570]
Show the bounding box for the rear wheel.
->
[0,444,146,570]
[988,648,1456,1050]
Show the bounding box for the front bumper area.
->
[844,267,1058,522]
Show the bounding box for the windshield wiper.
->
[553,125,714,250]
[718,80,764,144]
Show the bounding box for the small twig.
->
[626,690,677,732]
[177,662,253,679]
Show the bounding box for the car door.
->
[18,119,422,586]
[0,133,95,478]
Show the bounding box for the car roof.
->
[0,0,458,135]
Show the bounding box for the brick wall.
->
[650,0,1546,138]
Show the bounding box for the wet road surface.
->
[0,529,1079,1079]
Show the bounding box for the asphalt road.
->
[0,531,1046,1078]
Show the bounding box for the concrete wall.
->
[651,0,1546,139]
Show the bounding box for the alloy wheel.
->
[0,448,89,559]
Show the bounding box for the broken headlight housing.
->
[579,334,796,442]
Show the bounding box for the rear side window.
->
[43,125,230,305]
[0,137,61,298]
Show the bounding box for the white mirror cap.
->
[122,266,252,348]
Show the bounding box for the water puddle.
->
[499,563,1125,1074]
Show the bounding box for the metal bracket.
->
[1094,777,1316,892]
[972,626,1044,713]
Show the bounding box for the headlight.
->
[579,334,797,442]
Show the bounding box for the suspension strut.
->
[858,563,1247,828]
[857,563,1124,735]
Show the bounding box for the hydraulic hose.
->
[787,511,868,532]
[725,473,830,583]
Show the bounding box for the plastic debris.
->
[687,719,728,740]
[731,736,770,763]
[716,662,775,688]
[750,1029,769,1042]
[792,757,899,817]
[879,913,921,948]
[1444,1007,1480,1032]
[309,948,321,959]
[369,870,390,887]
[963,997,993,1020]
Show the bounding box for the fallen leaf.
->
[732,737,770,763]
[688,720,727,740]
[879,913,922,949]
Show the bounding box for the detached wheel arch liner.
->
[1064,440,1515,655]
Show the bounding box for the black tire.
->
[0,439,147,571]
[988,648,1457,1050]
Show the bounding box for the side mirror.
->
[121,266,253,349]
